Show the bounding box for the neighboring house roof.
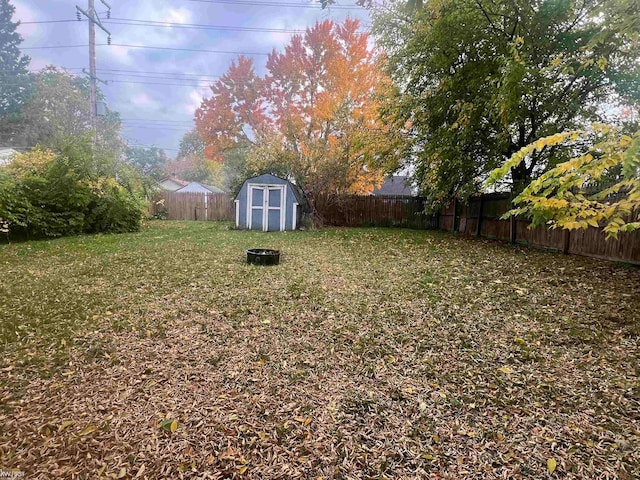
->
[158,177,189,191]
[373,176,414,196]
[0,148,18,166]
[202,184,226,194]
[175,181,226,194]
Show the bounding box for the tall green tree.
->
[221,143,249,193]
[178,129,205,159]
[125,146,168,179]
[0,0,32,117]
[0,67,122,153]
[376,0,640,205]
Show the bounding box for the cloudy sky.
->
[13,0,371,156]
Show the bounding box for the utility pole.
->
[76,0,111,146]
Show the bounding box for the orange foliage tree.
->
[195,19,402,195]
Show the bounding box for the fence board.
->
[448,193,639,264]
[148,190,639,264]
[311,194,437,229]
[151,192,234,221]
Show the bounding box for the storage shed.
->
[235,174,308,231]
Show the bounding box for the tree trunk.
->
[510,164,530,197]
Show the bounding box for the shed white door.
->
[248,185,286,231]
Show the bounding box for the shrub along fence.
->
[150,191,639,264]
[151,192,234,221]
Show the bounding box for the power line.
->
[183,0,365,9]
[20,18,303,33]
[107,18,306,33]
[3,69,260,87]
[122,118,193,123]
[19,70,257,86]
[122,125,193,128]
[122,122,194,126]
[21,43,270,56]
[121,118,194,123]
[39,67,219,80]
[97,72,218,80]
[0,79,210,88]
[20,17,370,33]
[106,79,211,87]
[96,68,221,78]
[122,125,191,131]
[126,144,180,151]
[20,19,79,24]
[1,67,210,78]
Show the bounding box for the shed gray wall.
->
[236,174,301,231]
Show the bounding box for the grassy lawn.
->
[1,221,639,479]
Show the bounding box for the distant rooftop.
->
[373,176,414,196]
[160,176,189,187]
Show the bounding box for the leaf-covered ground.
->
[1,221,639,479]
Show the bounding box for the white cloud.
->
[13,0,371,152]
[132,92,158,107]
[105,45,133,64]
[185,89,206,116]
[12,0,38,37]
[163,8,192,25]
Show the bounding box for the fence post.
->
[510,216,517,244]
[452,198,458,232]
[476,194,484,237]
[508,193,516,244]
[563,229,571,254]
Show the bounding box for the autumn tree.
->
[164,129,224,185]
[487,124,640,238]
[163,153,224,186]
[375,0,640,206]
[195,19,402,196]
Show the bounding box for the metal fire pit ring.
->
[246,248,280,266]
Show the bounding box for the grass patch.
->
[0,220,639,478]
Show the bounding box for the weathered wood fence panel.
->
[151,192,234,221]
[149,190,639,264]
[446,193,640,264]
[312,194,438,229]
[205,193,235,222]
[312,192,639,264]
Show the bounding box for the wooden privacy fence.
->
[149,190,639,264]
[312,194,438,229]
[440,193,640,264]
[150,191,234,221]
[313,192,640,264]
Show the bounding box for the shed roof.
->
[237,174,310,212]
